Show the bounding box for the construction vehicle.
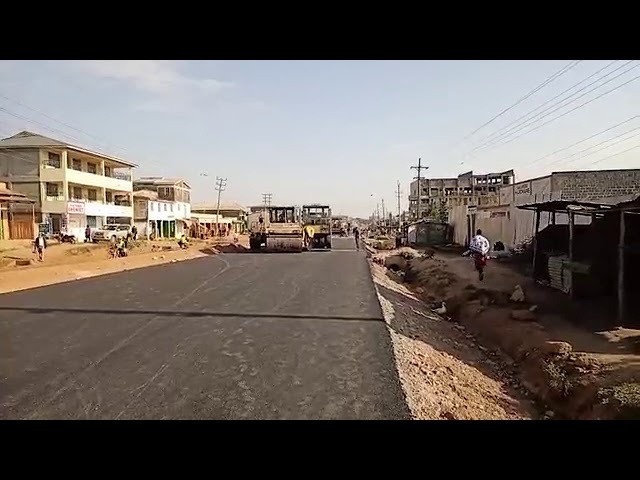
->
[302,204,332,250]
[248,205,304,252]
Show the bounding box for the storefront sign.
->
[67,202,85,214]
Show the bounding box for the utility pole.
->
[376,203,380,224]
[381,198,386,228]
[215,176,227,236]
[410,157,429,221]
[396,180,402,226]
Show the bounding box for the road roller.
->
[301,204,332,250]
[248,206,304,252]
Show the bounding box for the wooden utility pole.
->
[410,158,429,221]
[215,177,227,236]
[381,198,386,227]
[396,180,402,225]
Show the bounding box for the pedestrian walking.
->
[85,225,92,243]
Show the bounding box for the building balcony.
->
[66,169,132,191]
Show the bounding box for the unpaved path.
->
[370,261,538,420]
[0,248,209,294]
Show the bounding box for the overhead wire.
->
[470,60,622,150]
[460,60,582,141]
[471,61,639,153]
[521,115,639,168]
[465,68,640,166]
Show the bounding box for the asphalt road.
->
[0,236,410,419]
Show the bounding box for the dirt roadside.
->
[0,236,248,295]
[369,244,640,420]
[367,247,539,419]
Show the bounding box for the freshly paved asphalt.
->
[0,236,410,419]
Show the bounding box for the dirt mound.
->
[213,244,248,254]
[403,257,460,303]
[66,246,97,256]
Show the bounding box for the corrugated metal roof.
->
[192,201,248,213]
[0,131,138,168]
[133,190,159,200]
[134,177,192,188]
[0,185,34,203]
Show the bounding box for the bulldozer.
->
[248,205,304,252]
[301,204,332,250]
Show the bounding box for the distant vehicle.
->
[92,224,131,243]
[301,204,332,250]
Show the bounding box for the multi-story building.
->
[0,131,136,239]
[132,177,191,239]
[408,169,515,220]
[449,168,640,248]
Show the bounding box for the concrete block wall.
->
[552,169,640,202]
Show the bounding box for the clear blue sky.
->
[0,60,638,217]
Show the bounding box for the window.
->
[150,202,155,211]
[164,203,168,211]
[72,159,82,171]
[73,187,82,200]
[177,204,181,211]
[105,191,113,203]
[47,152,61,168]
[88,189,97,201]
[170,204,174,212]
[87,216,97,228]
[105,166,112,177]
[87,163,97,174]
[46,183,59,196]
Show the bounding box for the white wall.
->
[147,200,190,221]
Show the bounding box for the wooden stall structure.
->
[518,198,640,327]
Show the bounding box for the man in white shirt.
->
[467,229,490,281]
[469,229,490,256]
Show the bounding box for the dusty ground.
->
[370,244,640,420]
[0,236,249,294]
[371,262,538,420]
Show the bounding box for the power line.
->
[473,68,640,156]
[0,93,130,154]
[469,60,621,150]
[545,128,640,169]
[472,61,638,153]
[585,143,640,168]
[460,60,581,142]
[521,115,639,169]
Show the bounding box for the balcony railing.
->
[45,195,65,201]
[109,172,132,181]
[41,162,133,182]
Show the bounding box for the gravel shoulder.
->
[370,260,538,420]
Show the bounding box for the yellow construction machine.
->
[301,204,332,250]
[248,206,304,252]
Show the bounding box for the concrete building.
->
[408,170,515,220]
[449,168,640,248]
[0,131,136,240]
[132,177,192,239]
[191,202,248,235]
